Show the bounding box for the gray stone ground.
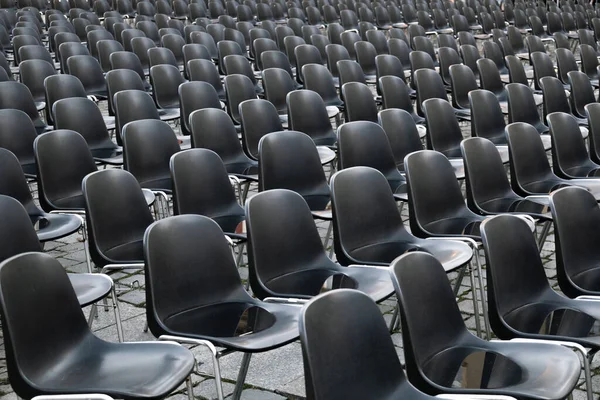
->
[0,39,595,400]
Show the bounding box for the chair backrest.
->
[379,75,416,117]
[341,81,377,122]
[97,39,123,72]
[0,147,42,217]
[338,121,404,191]
[477,57,505,99]
[580,43,599,79]
[294,43,320,84]
[539,76,572,122]
[66,54,106,95]
[187,58,224,98]
[506,82,547,133]
[0,251,93,400]
[505,122,558,196]
[259,129,329,209]
[33,129,97,211]
[286,89,336,146]
[330,166,410,265]
[178,81,220,136]
[422,98,463,157]
[556,48,578,84]
[245,188,340,299]
[299,289,408,399]
[388,38,411,69]
[53,97,115,152]
[86,28,113,58]
[378,108,423,171]
[459,44,481,76]
[0,195,41,260]
[114,89,160,145]
[19,59,56,103]
[468,89,506,144]
[404,150,472,237]
[149,64,185,109]
[550,186,600,297]
[0,81,41,127]
[122,119,180,191]
[448,63,478,110]
[83,168,154,266]
[224,74,257,125]
[568,70,596,118]
[170,148,244,225]
[413,68,447,117]
[239,98,283,159]
[505,54,529,85]
[460,137,516,213]
[480,214,556,338]
[547,111,594,179]
[586,102,600,164]
[144,213,252,338]
[390,251,472,385]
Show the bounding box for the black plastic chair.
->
[550,186,600,297]
[294,43,320,84]
[122,119,180,194]
[378,108,424,171]
[149,64,185,116]
[52,97,121,165]
[170,148,245,241]
[330,165,473,273]
[97,39,124,73]
[413,68,470,120]
[178,80,221,137]
[379,75,422,124]
[190,108,258,182]
[539,76,586,126]
[477,57,508,106]
[0,251,195,400]
[390,250,581,400]
[300,289,474,399]
[224,74,257,126]
[422,98,468,179]
[66,55,108,99]
[340,81,377,122]
[569,70,596,119]
[144,213,300,400]
[530,51,561,91]
[245,188,395,301]
[448,63,478,112]
[586,102,600,165]
[461,136,552,228]
[258,130,331,217]
[505,122,600,198]
[556,48,579,85]
[0,108,39,177]
[187,58,225,101]
[223,54,262,94]
[338,121,407,201]
[0,81,49,134]
[548,112,600,178]
[0,147,83,244]
[437,46,461,87]
[481,213,600,400]
[286,89,336,147]
[506,82,550,135]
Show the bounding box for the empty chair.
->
[540,76,586,126]
[580,43,599,84]
[338,121,407,200]
[53,97,121,164]
[97,39,124,72]
[19,59,56,112]
[0,81,48,134]
[86,28,113,59]
[531,51,562,91]
[438,46,462,87]
[477,57,508,107]
[122,119,180,193]
[223,55,262,94]
[460,136,552,221]
[287,90,336,147]
[413,68,470,120]
[245,188,394,300]
[448,64,478,112]
[261,67,295,119]
[505,53,533,85]
[302,63,344,108]
[148,47,179,69]
[190,31,218,62]
[586,102,600,164]
[569,70,596,119]
[506,122,600,198]
[121,28,146,52]
[178,81,221,136]
[67,55,108,99]
[239,99,284,160]
[556,48,579,85]
[0,109,38,177]
[341,82,377,122]
[190,108,258,180]
[331,166,473,270]
[468,89,512,151]
[170,148,245,238]
[58,41,90,74]
[161,33,186,68]
[114,89,160,145]
[182,43,210,78]
[390,250,582,400]
[459,44,481,78]
[547,112,600,178]
[0,147,83,243]
[224,74,257,126]
[149,64,184,119]
[379,75,423,126]
[294,44,320,84]
[354,41,377,82]
[326,43,351,84]
[506,82,550,135]
[187,58,225,101]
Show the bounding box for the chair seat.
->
[478,197,552,220]
[158,107,180,122]
[317,146,336,165]
[213,214,246,238]
[161,300,300,352]
[103,239,144,263]
[225,161,259,181]
[424,216,483,238]
[68,272,113,307]
[449,158,465,179]
[34,212,82,242]
[264,264,394,302]
[35,339,194,400]
[103,115,116,130]
[91,147,124,165]
[349,238,472,272]
[422,341,580,399]
[140,177,172,193]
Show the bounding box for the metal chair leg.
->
[537,220,551,250]
[389,302,399,333]
[87,303,98,328]
[186,375,194,400]
[231,353,252,400]
[112,286,124,342]
[323,220,334,258]
[468,261,482,338]
[473,247,492,339]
